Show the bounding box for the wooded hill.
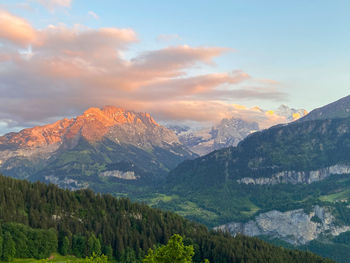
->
[0,175,333,263]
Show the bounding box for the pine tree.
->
[87,233,101,256]
[0,233,3,259]
[0,223,2,258]
[2,232,16,262]
[104,245,113,260]
[60,236,70,256]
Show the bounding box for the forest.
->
[0,175,334,263]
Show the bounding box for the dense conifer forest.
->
[0,175,334,262]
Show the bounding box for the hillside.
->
[299,95,350,122]
[168,117,350,189]
[0,175,333,263]
[150,97,350,262]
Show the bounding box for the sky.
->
[0,0,349,134]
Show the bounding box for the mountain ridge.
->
[0,106,196,189]
[299,95,350,122]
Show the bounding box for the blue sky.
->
[0,0,349,133]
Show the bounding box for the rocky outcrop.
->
[237,164,350,185]
[215,206,350,245]
[99,170,138,180]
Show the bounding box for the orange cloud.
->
[0,10,38,46]
[0,9,288,133]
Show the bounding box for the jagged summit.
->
[0,106,164,147]
[0,106,196,187]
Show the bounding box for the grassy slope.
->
[131,174,350,227]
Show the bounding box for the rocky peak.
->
[0,106,166,148]
[0,118,74,148]
[274,104,308,121]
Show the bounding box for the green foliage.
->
[0,175,334,263]
[60,236,70,256]
[118,247,142,263]
[72,235,86,258]
[103,245,113,261]
[78,253,108,263]
[0,231,3,259]
[2,231,16,262]
[0,223,57,260]
[143,234,194,263]
[87,234,101,257]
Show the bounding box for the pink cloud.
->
[0,9,288,132]
[0,9,38,46]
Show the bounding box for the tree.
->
[60,236,70,256]
[103,245,113,260]
[72,235,86,258]
[87,233,101,256]
[78,253,108,263]
[2,232,16,262]
[0,233,3,259]
[143,234,194,263]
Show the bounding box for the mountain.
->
[145,96,350,262]
[274,104,308,121]
[169,104,307,155]
[0,106,196,190]
[299,95,350,122]
[173,118,259,156]
[0,175,333,263]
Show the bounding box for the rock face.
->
[0,106,196,189]
[170,105,307,156]
[215,206,350,245]
[237,164,350,185]
[99,170,138,180]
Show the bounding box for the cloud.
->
[35,0,72,10]
[0,9,288,134]
[0,10,38,46]
[157,34,182,42]
[88,11,99,20]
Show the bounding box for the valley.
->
[1,97,350,262]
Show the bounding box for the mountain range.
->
[0,103,306,189]
[157,95,350,263]
[0,106,196,190]
[2,98,350,262]
[169,104,307,155]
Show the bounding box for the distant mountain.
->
[168,116,350,194]
[274,104,308,121]
[173,118,259,155]
[0,106,196,190]
[150,96,350,262]
[299,95,350,122]
[169,104,307,155]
